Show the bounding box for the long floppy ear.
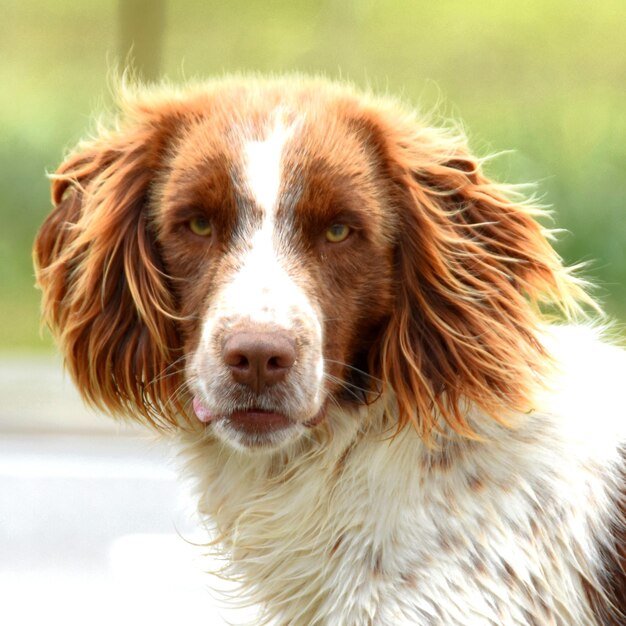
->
[33,104,184,427]
[366,113,592,439]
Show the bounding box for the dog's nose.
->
[223,332,297,393]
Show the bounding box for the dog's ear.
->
[34,105,184,428]
[361,111,590,439]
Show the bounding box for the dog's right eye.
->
[188,216,212,237]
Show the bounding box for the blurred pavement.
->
[0,354,255,625]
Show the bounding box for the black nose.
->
[222,331,297,394]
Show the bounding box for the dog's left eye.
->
[325,223,351,243]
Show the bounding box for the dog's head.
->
[34,77,586,451]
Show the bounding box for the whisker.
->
[324,373,371,396]
[324,359,384,385]
[148,354,189,386]
[164,377,194,410]
[324,373,370,405]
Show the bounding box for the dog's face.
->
[154,106,395,450]
[34,78,581,452]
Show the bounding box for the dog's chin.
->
[212,415,306,453]
[192,396,325,453]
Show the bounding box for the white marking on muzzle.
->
[191,112,325,426]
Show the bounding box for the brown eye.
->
[188,216,212,237]
[325,223,351,243]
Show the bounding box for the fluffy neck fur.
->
[176,326,626,626]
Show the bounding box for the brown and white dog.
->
[34,77,625,625]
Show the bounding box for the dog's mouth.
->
[192,395,324,439]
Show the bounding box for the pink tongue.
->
[192,396,217,423]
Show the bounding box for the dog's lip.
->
[191,395,325,432]
[192,395,294,433]
[227,409,293,434]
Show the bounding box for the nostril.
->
[225,352,250,370]
[268,353,295,371]
[267,357,280,370]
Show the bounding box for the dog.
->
[34,76,625,625]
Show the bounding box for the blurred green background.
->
[2,0,625,352]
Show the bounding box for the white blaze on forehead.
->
[200,112,320,336]
[210,111,312,328]
[243,112,295,217]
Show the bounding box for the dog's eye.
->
[325,223,351,243]
[188,216,212,237]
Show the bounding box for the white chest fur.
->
[178,327,626,625]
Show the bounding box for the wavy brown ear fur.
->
[33,105,183,427]
[363,111,592,440]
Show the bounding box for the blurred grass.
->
[1,0,625,350]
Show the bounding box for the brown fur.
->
[33,78,588,440]
[583,446,626,625]
[32,77,623,625]
[34,107,184,426]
